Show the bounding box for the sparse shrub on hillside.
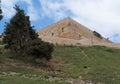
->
[93,31,102,39]
[0,40,2,44]
[105,48,119,53]
[93,45,106,49]
[55,43,58,46]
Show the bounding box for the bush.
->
[0,40,1,44]
[27,39,54,61]
[93,31,102,39]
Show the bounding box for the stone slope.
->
[37,17,118,48]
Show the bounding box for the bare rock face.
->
[37,17,119,48]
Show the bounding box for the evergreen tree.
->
[3,5,53,61]
[0,0,3,20]
[3,5,38,53]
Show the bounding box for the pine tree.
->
[0,0,3,20]
[3,5,53,61]
[3,5,38,53]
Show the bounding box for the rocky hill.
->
[38,17,120,48]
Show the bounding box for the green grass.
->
[0,44,120,84]
[0,44,68,84]
[0,75,66,84]
[53,46,120,83]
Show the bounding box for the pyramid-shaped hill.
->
[37,17,113,46]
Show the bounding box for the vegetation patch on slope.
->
[0,44,120,84]
[53,45,120,83]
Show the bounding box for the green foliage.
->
[0,45,65,84]
[53,46,120,83]
[0,76,67,84]
[3,5,31,52]
[93,31,102,39]
[3,5,53,61]
[27,39,54,61]
[0,0,3,20]
[0,44,120,84]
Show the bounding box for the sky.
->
[0,0,120,43]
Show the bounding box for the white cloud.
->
[21,0,39,21]
[39,0,69,21]
[23,0,39,21]
[27,6,39,21]
[1,0,18,19]
[1,0,39,21]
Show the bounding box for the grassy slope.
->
[0,44,120,84]
[0,45,67,84]
[53,46,120,83]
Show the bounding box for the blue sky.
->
[1,0,120,43]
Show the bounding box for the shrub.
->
[27,39,54,61]
[93,31,102,39]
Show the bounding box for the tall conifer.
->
[0,0,3,20]
[3,5,53,61]
[3,5,38,52]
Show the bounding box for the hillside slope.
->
[53,46,120,83]
[0,44,120,84]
